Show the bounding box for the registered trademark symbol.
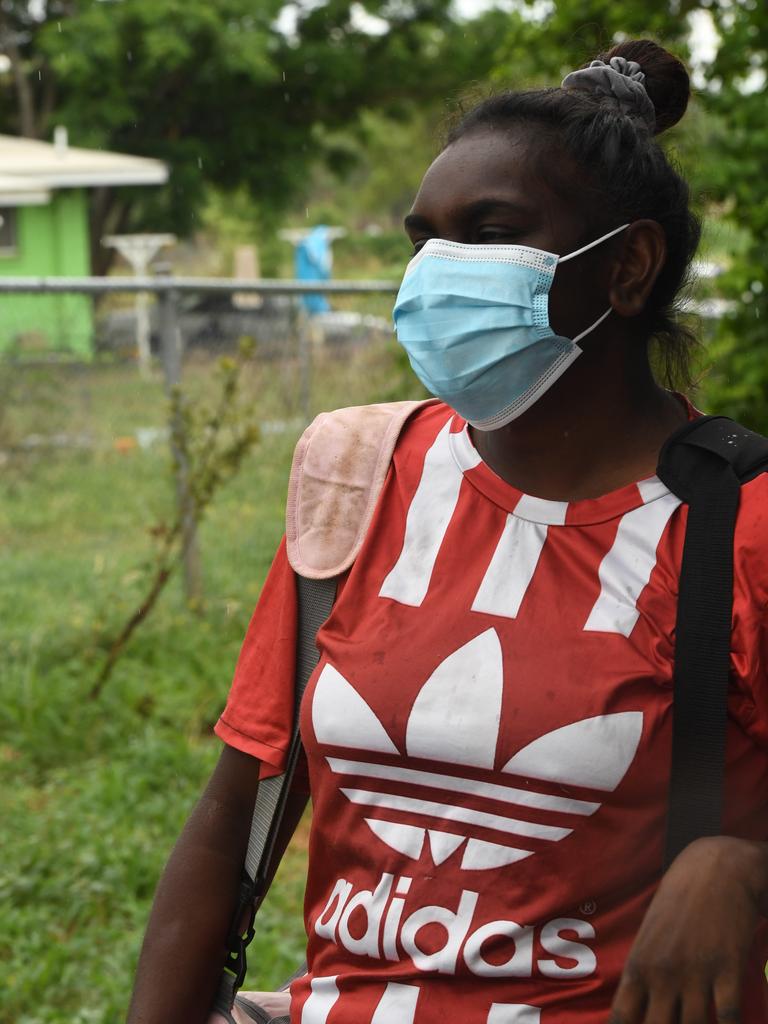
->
[579,900,597,916]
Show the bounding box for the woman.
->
[128,38,768,1024]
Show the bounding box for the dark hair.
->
[446,39,702,390]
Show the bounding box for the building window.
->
[0,207,18,254]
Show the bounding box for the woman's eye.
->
[411,239,430,255]
[476,227,517,244]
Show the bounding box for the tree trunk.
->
[38,58,58,136]
[0,22,37,138]
[90,188,130,275]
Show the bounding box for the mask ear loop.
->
[571,305,614,344]
[557,222,630,264]
[557,222,628,343]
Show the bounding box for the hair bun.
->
[597,39,690,135]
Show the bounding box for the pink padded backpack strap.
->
[286,400,432,579]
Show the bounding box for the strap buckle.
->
[222,874,261,990]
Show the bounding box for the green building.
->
[0,129,167,354]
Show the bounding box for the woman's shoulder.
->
[733,469,768,604]
[286,399,447,578]
[294,398,450,472]
[735,469,768,540]
[680,401,768,575]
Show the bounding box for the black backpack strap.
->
[657,415,768,867]
[657,415,768,500]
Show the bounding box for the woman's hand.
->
[609,836,768,1023]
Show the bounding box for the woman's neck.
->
[470,344,689,501]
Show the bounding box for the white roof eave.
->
[37,168,169,188]
[0,174,52,206]
[0,135,169,191]
[0,191,51,206]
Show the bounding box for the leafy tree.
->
[0,0,508,272]
[488,0,696,86]
[693,0,768,431]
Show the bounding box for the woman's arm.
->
[609,836,768,1023]
[127,745,262,1024]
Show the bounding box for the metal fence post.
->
[296,304,312,425]
[155,265,203,605]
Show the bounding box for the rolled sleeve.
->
[214,537,298,780]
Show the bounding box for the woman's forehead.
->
[412,128,560,218]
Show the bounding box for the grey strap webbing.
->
[244,574,337,882]
[214,573,336,1016]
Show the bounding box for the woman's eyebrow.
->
[463,198,533,219]
[404,199,534,233]
[403,213,432,233]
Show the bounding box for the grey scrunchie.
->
[561,56,656,130]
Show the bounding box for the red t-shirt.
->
[216,401,768,1024]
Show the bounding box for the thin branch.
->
[90,351,260,695]
[89,525,181,700]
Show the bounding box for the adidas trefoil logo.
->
[312,628,643,871]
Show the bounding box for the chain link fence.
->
[0,273,405,600]
[0,271,400,422]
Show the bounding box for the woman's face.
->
[404,126,619,340]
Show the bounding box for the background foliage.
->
[696,0,768,430]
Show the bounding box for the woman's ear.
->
[609,219,667,317]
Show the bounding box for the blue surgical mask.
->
[393,223,629,430]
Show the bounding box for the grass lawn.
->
[0,338,419,1023]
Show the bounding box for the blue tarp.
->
[295,225,331,314]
